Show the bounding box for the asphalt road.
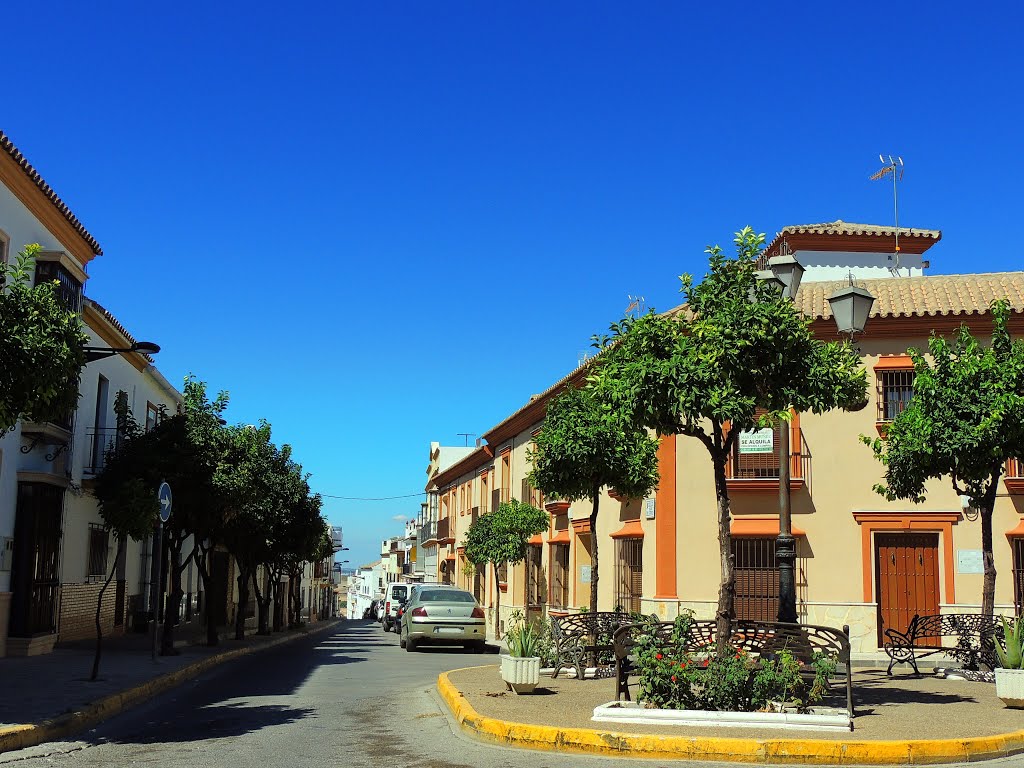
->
[3,619,1024,768]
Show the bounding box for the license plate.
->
[434,626,464,635]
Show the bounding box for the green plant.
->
[508,622,541,658]
[994,616,1024,669]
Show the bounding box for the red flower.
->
[655,653,663,660]
[671,675,677,682]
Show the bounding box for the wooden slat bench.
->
[612,619,854,720]
[882,613,1002,675]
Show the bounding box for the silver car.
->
[400,586,486,652]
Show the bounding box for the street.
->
[3,620,1023,768]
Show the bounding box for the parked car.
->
[381,583,409,632]
[399,586,486,652]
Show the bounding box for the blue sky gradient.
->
[5,1,1022,566]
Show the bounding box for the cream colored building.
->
[425,222,1024,653]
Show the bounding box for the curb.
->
[437,668,1024,765]
[0,619,343,755]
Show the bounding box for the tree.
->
[90,392,160,680]
[864,301,1024,618]
[594,228,867,650]
[463,498,549,638]
[0,244,87,432]
[527,383,660,616]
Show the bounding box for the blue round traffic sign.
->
[158,481,173,523]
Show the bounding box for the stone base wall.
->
[57,581,128,643]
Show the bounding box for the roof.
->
[84,298,155,362]
[763,220,941,260]
[0,130,103,256]
[795,272,1024,320]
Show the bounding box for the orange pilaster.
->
[654,435,677,599]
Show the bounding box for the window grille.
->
[526,546,545,607]
[34,259,83,313]
[732,537,779,622]
[550,544,569,608]
[731,421,782,479]
[877,369,914,422]
[1013,538,1024,616]
[614,539,642,613]
[87,523,110,579]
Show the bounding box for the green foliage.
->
[633,612,837,712]
[527,385,660,504]
[507,610,556,665]
[0,244,87,432]
[507,621,541,658]
[994,616,1024,670]
[463,498,548,569]
[863,301,1024,616]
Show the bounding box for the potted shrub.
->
[500,621,542,694]
[994,616,1024,708]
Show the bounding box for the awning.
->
[1005,518,1024,538]
[731,517,806,537]
[610,519,645,539]
[547,529,571,545]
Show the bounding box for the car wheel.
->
[406,635,417,652]
[399,628,406,648]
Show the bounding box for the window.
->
[0,230,9,266]
[732,537,779,622]
[550,544,569,608]
[1013,538,1024,615]
[497,561,508,584]
[730,418,782,479]
[480,471,489,514]
[614,539,642,613]
[145,402,160,433]
[34,259,83,312]
[500,450,511,503]
[526,546,545,607]
[87,523,110,579]
[877,368,914,422]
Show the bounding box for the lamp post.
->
[83,341,161,363]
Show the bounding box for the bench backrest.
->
[907,613,1000,640]
[613,619,851,664]
[551,612,642,647]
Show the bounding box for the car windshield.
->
[418,589,475,603]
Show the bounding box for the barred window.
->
[877,369,914,422]
[614,539,642,613]
[732,537,778,622]
[87,523,110,579]
[550,544,569,608]
[526,546,545,607]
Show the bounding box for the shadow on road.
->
[97,702,316,744]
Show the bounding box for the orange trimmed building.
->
[421,222,1024,653]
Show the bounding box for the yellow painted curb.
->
[0,619,343,755]
[437,669,1024,765]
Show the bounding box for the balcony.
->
[436,516,453,544]
[85,427,123,476]
[419,520,437,544]
[725,422,809,493]
[1006,458,1024,494]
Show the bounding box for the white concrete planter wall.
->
[995,668,1024,708]
[592,701,852,732]
[500,654,541,694]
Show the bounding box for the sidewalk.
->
[439,664,1024,764]
[0,618,342,753]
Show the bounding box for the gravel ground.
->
[448,664,1024,741]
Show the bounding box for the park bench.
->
[550,611,650,680]
[612,619,854,720]
[882,613,1002,675]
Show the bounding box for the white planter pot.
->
[500,654,541,694]
[995,668,1024,708]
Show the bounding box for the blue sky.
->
[5,2,1023,567]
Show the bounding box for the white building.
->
[348,560,383,619]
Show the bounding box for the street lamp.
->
[828,279,876,339]
[83,341,161,363]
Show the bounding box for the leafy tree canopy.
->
[0,244,87,431]
[463,498,548,569]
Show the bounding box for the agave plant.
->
[508,622,541,658]
[994,616,1024,670]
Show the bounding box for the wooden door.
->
[875,533,940,646]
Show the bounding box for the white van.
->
[381,583,409,632]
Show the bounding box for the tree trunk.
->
[272,570,284,632]
[193,543,219,646]
[980,478,999,618]
[713,448,734,654]
[161,535,184,655]
[90,538,124,682]
[253,568,271,635]
[492,561,501,640]
[589,483,601,615]
[235,564,250,640]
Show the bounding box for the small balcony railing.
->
[725,424,810,492]
[1005,458,1024,494]
[85,427,123,475]
[419,520,437,543]
[436,516,450,543]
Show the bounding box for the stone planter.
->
[500,654,541,694]
[544,499,571,515]
[592,701,852,732]
[995,668,1024,708]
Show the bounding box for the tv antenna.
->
[456,433,475,447]
[870,155,905,268]
[624,294,646,316]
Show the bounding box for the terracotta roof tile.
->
[795,272,1024,320]
[1,130,102,256]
